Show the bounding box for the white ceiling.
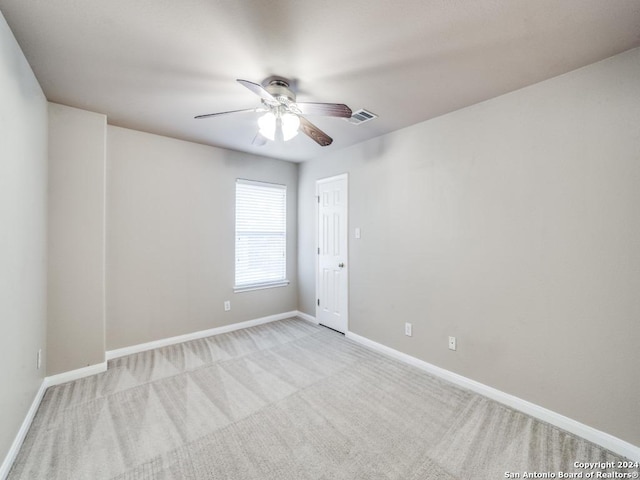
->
[1,1,639,162]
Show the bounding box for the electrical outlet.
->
[405,322,412,337]
[224,300,231,312]
[37,349,42,370]
[448,336,457,351]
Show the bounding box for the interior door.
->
[316,174,348,333]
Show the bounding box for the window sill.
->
[234,280,290,293]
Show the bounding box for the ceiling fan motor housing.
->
[264,78,296,103]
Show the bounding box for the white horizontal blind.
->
[235,179,287,289]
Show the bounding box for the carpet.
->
[8,318,637,479]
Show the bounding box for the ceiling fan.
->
[195,77,352,147]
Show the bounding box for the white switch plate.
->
[405,322,412,337]
[224,301,231,311]
[37,349,42,370]
[448,336,457,351]
[355,227,361,239]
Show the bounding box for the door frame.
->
[315,173,349,332]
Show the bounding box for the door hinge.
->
[316,195,320,203]
[317,247,320,255]
[317,299,320,306]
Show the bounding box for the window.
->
[235,179,288,291]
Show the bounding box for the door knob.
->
[338,263,345,268]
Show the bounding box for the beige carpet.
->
[8,318,638,479]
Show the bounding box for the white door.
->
[316,174,348,333]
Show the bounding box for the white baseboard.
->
[44,362,108,388]
[0,379,47,480]
[1,359,108,480]
[106,310,302,360]
[345,330,640,462]
[295,311,318,324]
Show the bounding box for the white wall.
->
[298,47,640,446]
[106,126,299,349]
[46,110,299,365]
[47,103,106,375]
[0,11,48,468]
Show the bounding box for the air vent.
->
[346,108,378,125]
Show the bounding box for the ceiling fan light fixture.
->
[281,113,300,141]
[258,111,276,140]
[258,110,299,142]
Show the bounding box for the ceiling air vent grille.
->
[346,109,378,125]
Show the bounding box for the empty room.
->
[1,1,639,478]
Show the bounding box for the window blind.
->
[235,179,287,290]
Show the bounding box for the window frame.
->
[234,179,289,293]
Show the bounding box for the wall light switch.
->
[355,227,361,239]
[448,336,457,351]
[405,322,412,337]
[224,301,231,312]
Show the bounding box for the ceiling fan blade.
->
[252,131,268,146]
[295,102,352,118]
[194,108,257,119]
[237,79,279,106]
[299,116,333,146]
